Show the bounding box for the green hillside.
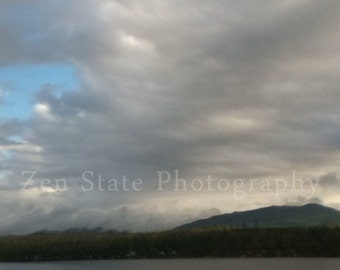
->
[177,204,340,230]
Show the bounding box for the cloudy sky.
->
[1,0,340,233]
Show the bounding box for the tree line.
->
[0,226,339,261]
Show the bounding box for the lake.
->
[0,258,340,270]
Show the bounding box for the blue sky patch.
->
[0,64,77,119]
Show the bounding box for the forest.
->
[0,226,339,261]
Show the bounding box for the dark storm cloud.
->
[1,0,340,232]
[318,173,340,188]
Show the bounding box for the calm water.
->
[0,259,339,270]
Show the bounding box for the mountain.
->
[176,204,340,230]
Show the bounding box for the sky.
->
[0,0,340,234]
[0,64,76,119]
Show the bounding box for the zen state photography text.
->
[20,170,319,200]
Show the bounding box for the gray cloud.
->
[1,0,340,233]
[318,173,340,188]
[285,196,324,206]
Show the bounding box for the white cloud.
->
[120,32,155,53]
[33,103,56,121]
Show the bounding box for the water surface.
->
[0,258,339,270]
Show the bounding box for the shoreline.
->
[0,227,339,262]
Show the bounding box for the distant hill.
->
[176,204,340,230]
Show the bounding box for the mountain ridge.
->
[176,203,340,230]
